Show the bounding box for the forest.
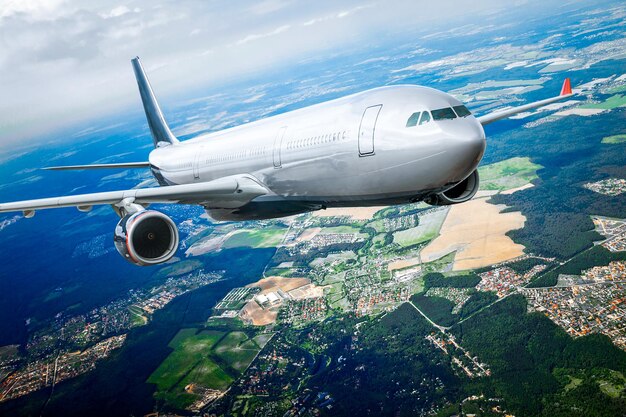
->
[454,295,626,416]
[485,108,625,260]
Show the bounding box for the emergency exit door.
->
[193,148,202,179]
[358,104,382,156]
[273,126,287,168]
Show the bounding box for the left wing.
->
[0,174,269,217]
[477,78,573,125]
[43,162,151,171]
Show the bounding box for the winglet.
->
[131,56,179,148]
[560,78,572,96]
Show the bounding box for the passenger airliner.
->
[0,57,574,265]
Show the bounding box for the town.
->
[426,332,491,378]
[523,280,626,349]
[584,178,626,196]
[0,269,224,403]
[0,334,126,403]
[594,216,626,252]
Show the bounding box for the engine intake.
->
[114,210,179,266]
[425,169,479,206]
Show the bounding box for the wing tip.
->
[560,78,572,96]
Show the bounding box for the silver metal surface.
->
[0,60,574,223]
[478,93,574,125]
[44,162,151,171]
[0,174,269,212]
[114,210,179,266]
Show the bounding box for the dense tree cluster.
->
[423,272,481,289]
[455,295,626,416]
[529,246,626,287]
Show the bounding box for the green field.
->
[148,329,228,391]
[602,134,626,144]
[153,259,203,280]
[478,156,542,191]
[318,225,363,234]
[309,251,356,267]
[579,94,626,110]
[213,331,261,373]
[148,328,266,410]
[148,329,232,409]
[607,84,626,94]
[128,305,148,326]
[252,333,273,348]
[557,368,626,398]
[222,228,286,249]
[564,375,583,391]
[597,370,626,398]
[393,209,448,247]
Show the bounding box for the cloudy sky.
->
[0,0,562,143]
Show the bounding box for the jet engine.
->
[425,169,479,206]
[114,210,179,266]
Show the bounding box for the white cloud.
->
[0,0,67,19]
[99,5,135,19]
[0,0,570,144]
[302,5,372,26]
[235,24,291,45]
[247,0,291,15]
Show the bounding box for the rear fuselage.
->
[148,85,486,220]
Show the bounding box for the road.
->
[407,300,449,332]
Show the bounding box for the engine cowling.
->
[114,210,179,266]
[425,169,480,206]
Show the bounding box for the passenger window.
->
[406,112,421,127]
[431,107,457,120]
[453,105,471,117]
[419,112,431,125]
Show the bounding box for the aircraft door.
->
[273,126,287,168]
[193,149,201,179]
[358,105,382,156]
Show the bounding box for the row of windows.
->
[205,146,267,164]
[197,130,350,166]
[174,162,193,170]
[286,131,348,150]
[406,105,472,127]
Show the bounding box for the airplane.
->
[0,57,574,266]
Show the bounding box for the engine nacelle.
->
[425,169,480,206]
[114,210,179,266]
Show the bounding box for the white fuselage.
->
[148,85,486,220]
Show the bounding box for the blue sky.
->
[0,0,575,143]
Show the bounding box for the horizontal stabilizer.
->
[43,162,151,171]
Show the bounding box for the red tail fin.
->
[560,78,572,95]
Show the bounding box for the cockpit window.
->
[406,112,421,127]
[453,105,471,117]
[419,111,431,125]
[431,107,457,120]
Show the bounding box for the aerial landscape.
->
[0,0,626,416]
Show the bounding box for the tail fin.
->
[131,57,179,147]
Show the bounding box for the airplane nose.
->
[463,129,486,167]
[444,121,486,182]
